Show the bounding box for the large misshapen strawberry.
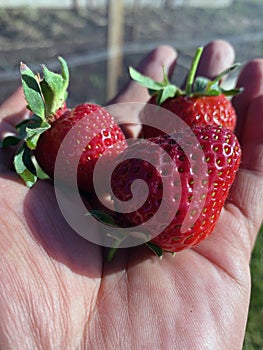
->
[130,47,242,138]
[110,125,241,255]
[0,57,127,192]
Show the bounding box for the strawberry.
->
[1,57,127,191]
[129,47,242,138]
[34,103,127,193]
[110,125,241,255]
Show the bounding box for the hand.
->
[0,40,262,349]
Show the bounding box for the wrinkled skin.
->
[0,40,262,349]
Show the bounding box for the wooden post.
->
[164,0,173,9]
[106,0,124,101]
[72,0,81,14]
[72,0,88,15]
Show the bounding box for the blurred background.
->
[0,0,262,348]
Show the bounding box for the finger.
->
[0,87,27,142]
[109,45,178,105]
[242,95,263,154]
[233,59,263,140]
[0,85,28,137]
[0,88,29,174]
[0,87,28,127]
[226,95,263,250]
[196,40,235,79]
[107,45,177,138]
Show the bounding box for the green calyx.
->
[21,56,69,121]
[129,46,242,105]
[0,57,69,187]
[88,209,166,261]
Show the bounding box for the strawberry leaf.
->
[199,63,243,97]
[36,165,50,180]
[16,115,43,135]
[21,57,69,122]
[129,66,164,91]
[5,57,70,188]
[130,47,242,102]
[162,65,170,85]
[193,63,243,97]
[157,84,177,105]
[221,87,244,96]
[0,135,20,148]
[148,89,158,96]
[88,209,118,227]
[25,121,50,150]
[20,63,45,120]
[129,66,179,104]
[0,57,69,188]
[14,144,37,187]
[16,115,41,135]
[40,56,69,117]
[193,77,210,94]
[15,115,51,150]
[212,63,241,85]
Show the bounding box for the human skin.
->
[0,40,262,349]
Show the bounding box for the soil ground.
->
[0,1,262,105]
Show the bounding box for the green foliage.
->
[244,224,263,349]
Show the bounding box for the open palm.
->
[0,40,262,349]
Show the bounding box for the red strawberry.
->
[141,93,237,138]
[35,103,127,193]
[111,125,241,255]
[129,47,242,138]
[1,57,127,191]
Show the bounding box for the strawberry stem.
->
[106,233,126,262]
[146,242,163,257]
[185,47,203,95]
[107,246,119,262]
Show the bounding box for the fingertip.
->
[0,86,27,122]
[235,58,263,96]
[136,45,178,80]
[233,58,263,137]
[242,94,263,147]
[110,45,177,105]
[197,40,235,79]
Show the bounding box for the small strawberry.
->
[1,57,127,192]
[129,47,242,138]
[34,103,127,193]
[110,125,241,255]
